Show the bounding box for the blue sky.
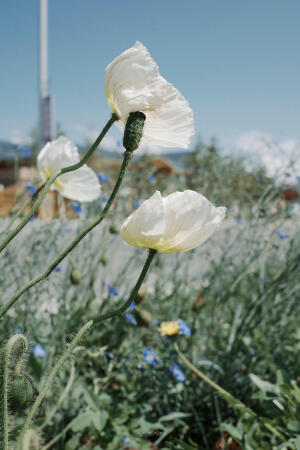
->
[1,0,299,154]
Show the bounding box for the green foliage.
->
[0,142,299,448]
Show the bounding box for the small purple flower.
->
[285,172,291,177]
[143,349,158,366]
[71,202,83,214]
[29,215,35,222]
[276,231,289,239]
[125,313,137,325]
[54,267,62,272]
[178,319,192,336]
[236,217,244,225]
[101,196,108,204]
[171,363,185,382]
[97,172,110,183]
[32,344,47,358]
[107,284,118,296]
[25,182,37,195]
[123,437,130,445]
[148,174,156,184]
[13,327,23,334]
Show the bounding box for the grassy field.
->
[1,142,300,449]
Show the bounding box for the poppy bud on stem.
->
[123,111,146,152]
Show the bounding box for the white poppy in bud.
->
[120,190,226,253]
[105,41,194,149]
[37,136,101,202]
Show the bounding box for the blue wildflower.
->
[297,176,300,184]
[13,327,23,334]
[152,319,159,326]
[71,202,83,214]
[107,284,118,296]
[18,146,31,158]
[137,363,145,374]
[171,363,185,382]
[123,437,130,445]
[261,275,267,282]
[29,216,35,222]
[32,344,47,358]
[276,231,289,239]
[25,182,37,195]
[236,217,244,225]
[104,352,111,361]
[61,225,71,235]
[133,199,140,208]
[97,172,110,183]
[125,313,137,325]
[178,319,192,336]
[285,172,291,177]
[102,196,108,204]
[129,301,136,311]
[143,349,158,366]
[148,174,156,184]
[54,267,62,272]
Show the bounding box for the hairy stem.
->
[174,343,286,443]
[16,321,93,448]
[20,429,40,450]
[0,114,117,255]
[0,334,28,450]
[0,150,132,320]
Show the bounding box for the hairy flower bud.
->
[9,374,34,412]
[135,283,147,304]
[123,112,146,152]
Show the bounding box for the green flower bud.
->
[70,268,82,285]
[123,111,146,152]
[133,307,153,327]
[9,374,33,412]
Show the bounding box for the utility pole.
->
[39,0,55,144]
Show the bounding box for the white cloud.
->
[10,128,29,145]
[235,130,300,184]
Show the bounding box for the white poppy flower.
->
[105,41,194,149]
[120,190,226,253]
[37,136,101,202]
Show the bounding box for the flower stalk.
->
[0,113,117,255]
[0,150,132,320]
[174,343,286,443]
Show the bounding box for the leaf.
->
[249,374,279,394]
[71,411,94,432]
[92,410,109,432]
[295,436,300,450]
[160,412,192,422]
[221,423,243,442]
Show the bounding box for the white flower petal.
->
[58,166,101,202]
[120,191,165,248]
[105,42,194,149]
[120,190,226,253]
[37,136,101,202]
[37,136,79,179]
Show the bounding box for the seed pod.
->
[70,268,82,285]
[133,307,153,327]
[135,283,147,304]
[9,374,33,412]
[123,111,146,152]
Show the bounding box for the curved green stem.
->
[93,248,157,325]
[0,334,28,450]
[0,150,132,320]
[174,343,286,443]
[15,321,93,448]
[20,429,40,450]
[0,185,44,236]
[0,114,117,255]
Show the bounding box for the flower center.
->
[42,168,63,191]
